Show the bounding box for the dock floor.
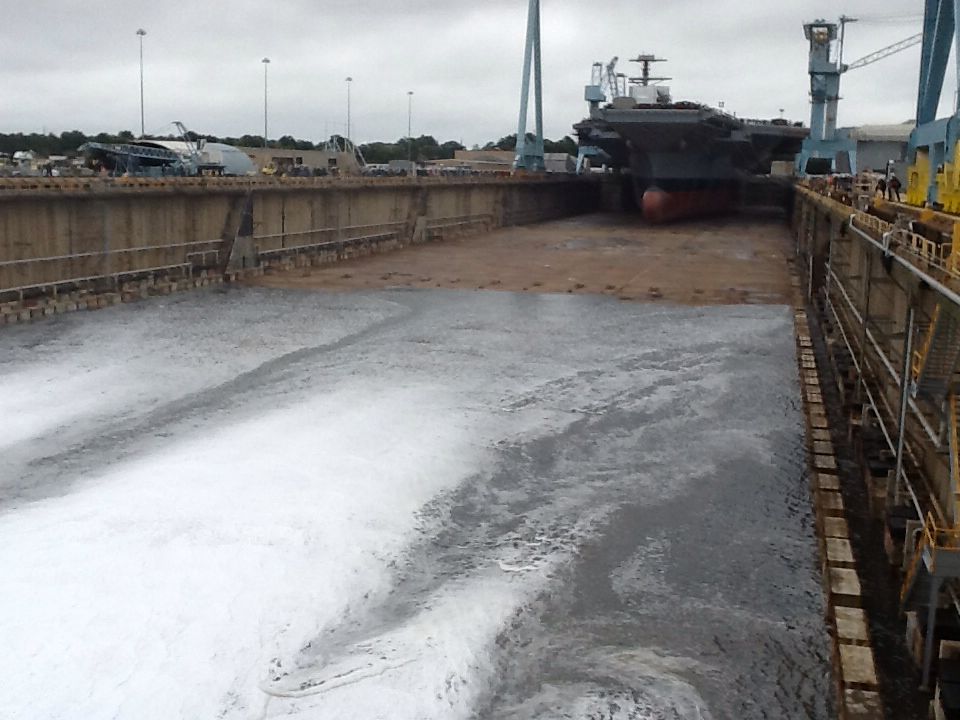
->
[249,210,794,305]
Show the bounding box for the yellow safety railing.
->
[950,223,960,276]
[802,189,960,282]
[913,304,942,381]
[850,211,892,235]
[902,511,960,604]
[926,511,960,552]
[952,393,960,527]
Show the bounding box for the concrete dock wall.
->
[0,176,596,308]
[792,186,960,718]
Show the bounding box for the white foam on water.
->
[0,383,491,720]
[0,366,122,449]
[260,568,530,719]
[0,298,809,719]
[0,297,394,452]
[258,497,618,719]
[491,652,714,720]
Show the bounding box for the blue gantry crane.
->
[797,17,921,176]
[905,1,960,208]
[514,0,545,172]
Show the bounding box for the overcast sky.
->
[0,0,944,146]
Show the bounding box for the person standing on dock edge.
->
[875,177,886,198]
[888,174,901,202]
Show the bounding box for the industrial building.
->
[240,147,360,175]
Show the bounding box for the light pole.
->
[136,29,146,138]
[407,91,414,163]
[346,76,353,145]
[262,58,270,148]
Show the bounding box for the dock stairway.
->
[901,389,960,612]
[912,303,960,404]
[901,511,960,687]
[900,516,960,606]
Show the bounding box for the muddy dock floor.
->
[248,210,794,305]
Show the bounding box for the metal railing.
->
[850,211,892,236]
[806,185,960,282]
[924,511,960,552]
[0,174,573,196]
[252,221,406,255]
[952,393,960,526]
[0,238,224,297]
[424,214,493,240]
[894,228,953,273]
[901,512,960,603]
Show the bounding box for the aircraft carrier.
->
[574,55,807,223]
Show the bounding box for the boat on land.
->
[574,55,807,223]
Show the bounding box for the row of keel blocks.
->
[792,280,884,719]
[0,272,243,328]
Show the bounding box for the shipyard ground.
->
[249,210,793,305]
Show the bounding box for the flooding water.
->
[0,287,831,719]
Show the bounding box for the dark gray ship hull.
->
[575,104,807,222]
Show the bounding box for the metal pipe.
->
[894,303,916,506]
[346,77,352,143]
[136,29,147,138]
[922,577,943,690]
[848,219,960,309]
[855,249,874,406]
[830,267,940,444]
[826,294,925,519]
[407,91,414,163]
[262,58,271,149]
[825,221,835,298]
[948,582,960,623]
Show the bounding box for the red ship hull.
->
[641,186,737,224]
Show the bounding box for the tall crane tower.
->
[906,1,960,208]
[514,0,544,172]
[797,18,922,175]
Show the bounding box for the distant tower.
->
[514,0,544,172]
[803,19,841,142]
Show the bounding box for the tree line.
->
[0,130,578,161]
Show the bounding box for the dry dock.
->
[0,190,838,718]
[251,201,906,719]
[2,174,932,718]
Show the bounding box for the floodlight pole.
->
[262,58,271,148]
[137,29,146,138]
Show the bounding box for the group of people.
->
[876,174,902,202]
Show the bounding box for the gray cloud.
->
[0,0,938,145]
